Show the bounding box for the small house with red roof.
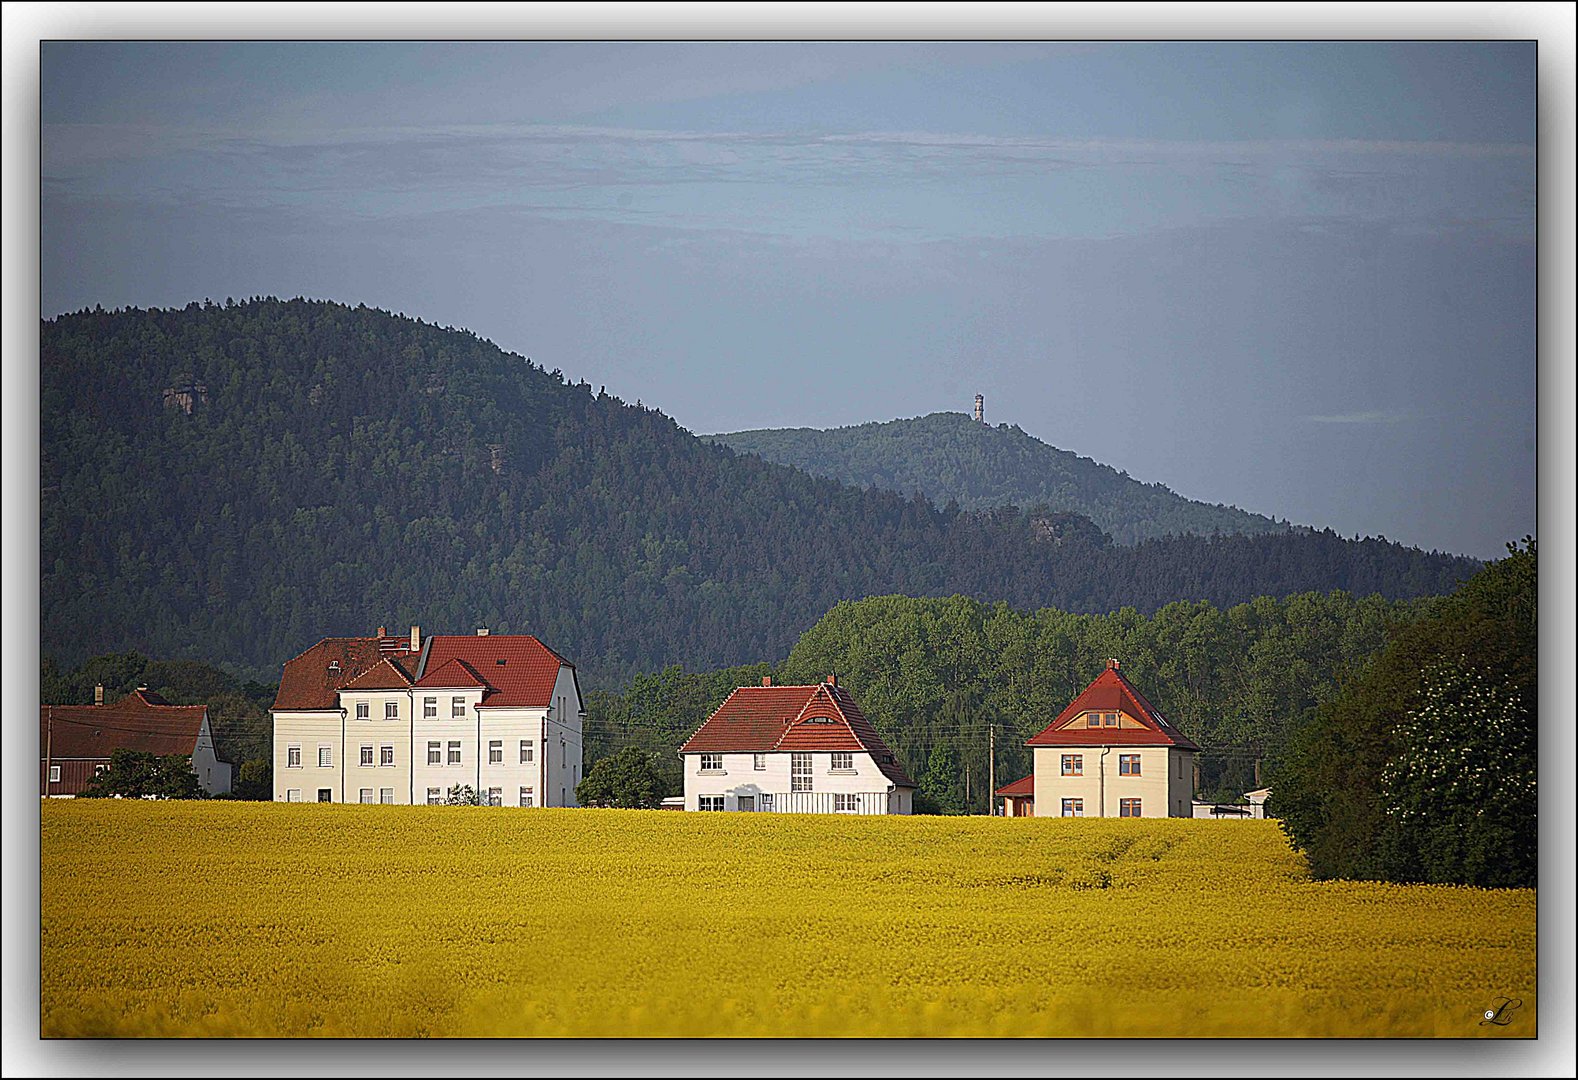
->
[271,625,583,807]
[41,687,231,797]
[1012,659,1198,818]
[678,676,916,814]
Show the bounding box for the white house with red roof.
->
[271,625,583,807]
[1002,659,1198,819]
[41,687,230,797]
[678,676,916,814]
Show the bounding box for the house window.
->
[489,740,503,765]
[699,753,724,773]
[421,697,436,718]
[318,746,332,768]
[791,753,812,792]
[287,745,302,768]
[1104,712,1118,727]
[1061,798,1084,817]
[317,789,332,802]
[520,740,534,764]
[753,753,766,771]
[426,787,442,805]
[760,793,775,812]
[286,789,302,802]
[698,796,725,811]
[829,752,853,772]
[427,741,441,765]
[1061,754,1083,776]
[487,787,503,806]
[94,763,107,776]
[360,745,374,767]
[447,741,461,765]
[833,793,858,813]
[356,701,369,720]
[385,701,399,719]
[359,788,374,804]
[1176,756,1183,780]
[452,696,466,718]
[519,787,534,807]
[380,745,395,767]
[49,765,61,783]
[1120,798,1143,817]
[1119,754,1141,776]
[1086,712,1101,727]
[737,795,756,812]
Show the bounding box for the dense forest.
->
[712,412,1294,545]
[42,299,1478,686]
[583,590,1430,811]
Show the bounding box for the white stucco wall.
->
[682,750,910,814]
[192,714,232,795]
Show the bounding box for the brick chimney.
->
[1107,658,1121,671]
[377,626,386,637]
[94,684,104,706]
[761,676,772,686]
[410,625,421,652]
[824,674,838,686]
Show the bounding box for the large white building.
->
[271,626,583,806]
[998,659,1198,818]
[678,676,915,814]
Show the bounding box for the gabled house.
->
[41,687,231,797]
[678,676,916,814]
[1023,659,1198,818]
[270,625,583,807]
[995,774,1035,817]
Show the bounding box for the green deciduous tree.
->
[576,746,671,808]
[1272,539,1535,885]
[78,749,206,800]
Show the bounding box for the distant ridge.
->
[710,411,1294,546]
[41,300,1477,685]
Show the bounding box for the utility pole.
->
[988,723,996,816]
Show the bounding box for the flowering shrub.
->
[41,801,1534,1037]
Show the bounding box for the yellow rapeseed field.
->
[40,801,1535,1038]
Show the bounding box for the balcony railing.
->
[755,791,891,815]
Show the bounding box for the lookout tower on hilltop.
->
[974,394,984,423]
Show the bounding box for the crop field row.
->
[40,802,1536,1037]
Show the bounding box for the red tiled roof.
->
[1025,665,1200,751]
[274,634,573,711]
[272,636,417,711]
[679,683,917,788]
[41,703,207,759]
[995,774,1035,797]
[413,658,490,690]
[338,656,415,692]
[419,636,570,709]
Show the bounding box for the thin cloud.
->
[1302,410,1414,424]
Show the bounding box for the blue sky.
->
[40,40,1536,558]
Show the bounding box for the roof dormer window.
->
[328,660,341,674]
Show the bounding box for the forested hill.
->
[712,412,1291,545]
[41,299,1478,685]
